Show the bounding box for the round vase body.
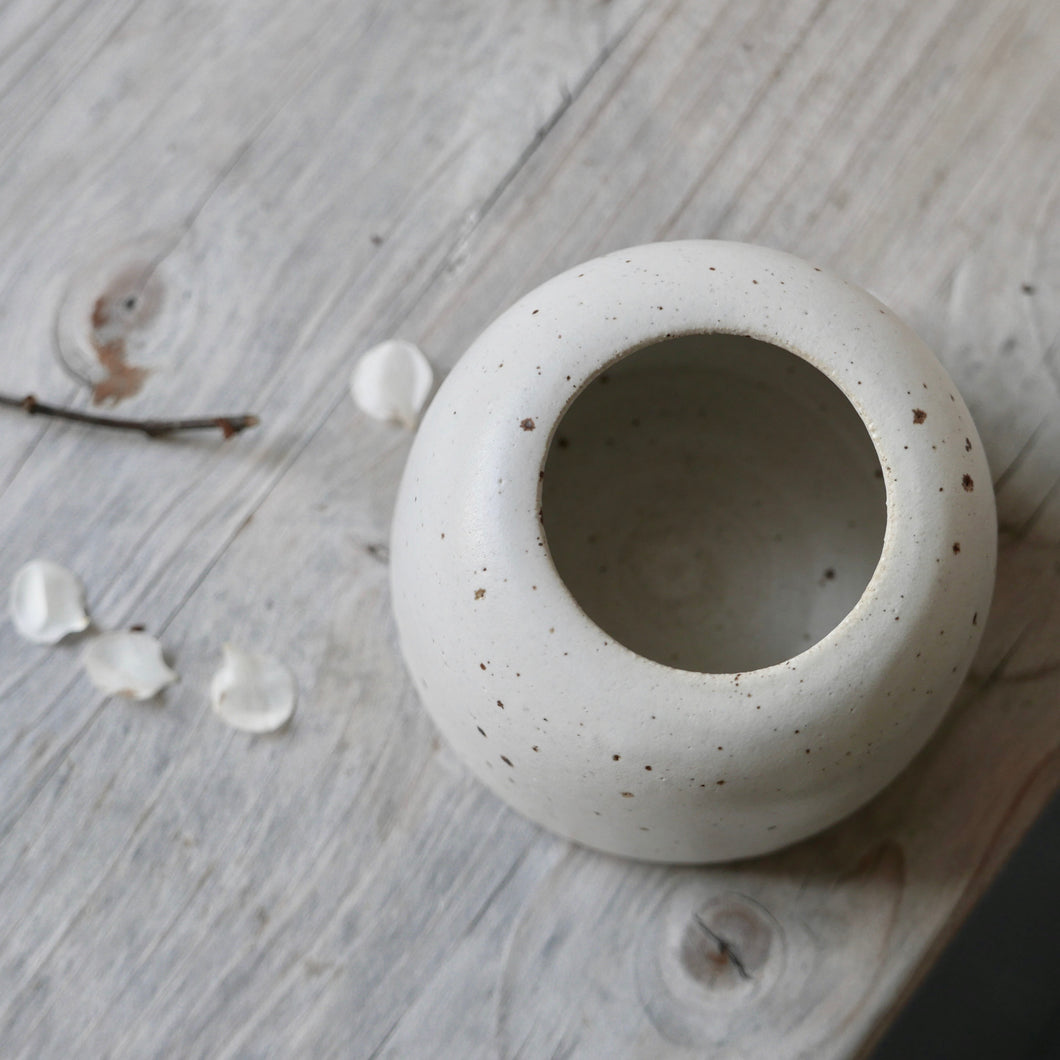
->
[390,241,996,864]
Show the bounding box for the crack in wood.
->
[692,911,753,981]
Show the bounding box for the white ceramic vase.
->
[390,240,996,864]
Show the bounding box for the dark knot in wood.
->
[679,894,774,989]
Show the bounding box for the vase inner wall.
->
[540,333,887,673]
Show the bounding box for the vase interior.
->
[540,333,887,673]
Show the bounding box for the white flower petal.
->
[350,339,433,428]
[209,643,296,734]
[10,560,90,644]
[82,631,177,700]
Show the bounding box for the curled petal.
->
[82,631,177,700]
[350,339,433,428]
[10,560,90,644]
[210,644,296,734]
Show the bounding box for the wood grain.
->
[0,1,1058,1056]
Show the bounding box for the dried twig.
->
[0,393,259,439]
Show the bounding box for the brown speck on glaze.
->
[480,663,486,671]
[962,474,974,492]
[500,755,513,767]
[716,780,726,786]
[557,436,570,449]
[912,408,927,424]
[474,588,486,600]
[612,754,621,761]
[598,374,610,384]
[497,700,504,708]
[824,568,836,580]
[973,612,978,625]
[1022,283,1036,295]
[532,745,539,752]
[531,309,539,315]
[952,542,961,554]
[620,792,634,798]
[477,726,486,737]
[644,765,652,771]
[520,418,535,431]
[965,437,972,452]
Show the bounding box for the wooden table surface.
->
[1,1,1059,1056]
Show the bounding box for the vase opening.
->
[540,333,887,673]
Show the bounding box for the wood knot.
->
[56,237,181,407]
[85,264,163,404]
[679,894,774,989]
[634,885,786,1048]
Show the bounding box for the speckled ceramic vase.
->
[390,240,997,864]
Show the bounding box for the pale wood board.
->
[0,1,1058,1056]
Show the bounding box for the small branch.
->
[0,393,259,439]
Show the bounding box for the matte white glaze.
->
[390,240,997,864]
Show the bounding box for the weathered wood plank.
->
[0,0,648,1054]
[0,0,1058,1056]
